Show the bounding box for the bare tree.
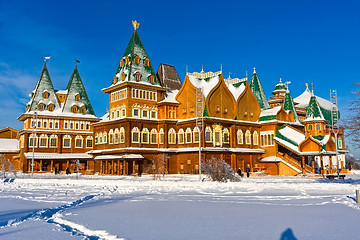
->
[343,82,360,148]
[148,154,170,180]
[202,157,240,182]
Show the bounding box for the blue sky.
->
[0,0,359,155]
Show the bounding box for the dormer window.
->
[122,72,126,81]
[134,56,140,64]
[72,105,78,113]
[48,104,54,112]
[75,94,81,101]
[224,107,227,113]
[149,75,155,84]
[120,59,124,67]
[43,91,49,99]
[125,56,129,65]
[80,106,87,114]
[244,110,247,116]
[216,106,220,112]
[144,58,150,67]
[135,72,141,81]
[38,103,45,111]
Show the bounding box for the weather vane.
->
[132,20,140,31]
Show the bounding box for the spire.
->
[26,64,60,113]
[249,69,270,109]
[62,66,95,116]
[110,22,160,86]
[282,88,299,122]
[305,93,325,121]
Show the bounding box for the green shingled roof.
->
[27,64,61,112]
[112,30,160,86]
[283,90,299,122]
[62,67,95,116]
[249,69,270,109]
[305,94,325,121]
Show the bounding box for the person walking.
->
[246,165,251,178]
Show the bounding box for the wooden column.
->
[301,156,305,174]
[329,157,333,174]
[111,160,114,175]
[311,156,315,173]
[320,155,324,176]
[39,160,42,172]
[132,161,135,175]
[50,160,53,172]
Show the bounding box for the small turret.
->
[303,90,327,137]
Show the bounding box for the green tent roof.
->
[111,29,160,86]
[249,68,270,109]
[62,67,95,116]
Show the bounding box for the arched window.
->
[159,128,164,144]
[38,103,45,111]
[144,58,150,67]
[72,105,78,113]
[213,125,222,146]
[109,129,114,144]
[135,72,141,81]
[168,128,176,144]
[122,72,126,81]
[223,128,230,144]
[205,126,212,143]
[186,128,192,143]
[86,136,93,148]
[103,131,107,143]
[75,135,83,148]
[48,104,54,112]
[142,128,149,143]
[308,124,313,130]
[193,127,200,143]
[39,134,48,147]
[28,133,37,147]
[253,131,259,145]
[49,134,57,147]
[237,129,243,144]
[149,75,155,84]
[120,59,124,67]
[316,124,320,130]
[178,128,184,144]
[63,135,72,148]
[150,129,158,144]
[114,128,119,144]
[338,138,343,149]
[125,56,129,65]
[75,94,81,101]
[120,127,125,143]
[134,56,140,64]
[43,91,49,99]
[79,106,86,114]
[245,130,251,145]
[132,127,140,143]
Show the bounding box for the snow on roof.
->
[278,126,305,145]
[273,137,300,153]
[0,139,19,152]
[158,90,180,104]
[259,156,301,173]
[294,88,337,111]
[94,154,144,160]
[227,83,245,101]
[188,74,220,99]
[56,90,68,94]
[260,106,281,117]
[24,152,92,159]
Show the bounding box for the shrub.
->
[202,157,241,182]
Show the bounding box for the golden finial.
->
[305,83,309,89]
[132,20,140,31]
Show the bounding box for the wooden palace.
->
[12,21,347,176]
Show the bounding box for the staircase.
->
[280,152,313,174]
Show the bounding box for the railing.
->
[279,152,313,173]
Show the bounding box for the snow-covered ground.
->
[1,172,360,240]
